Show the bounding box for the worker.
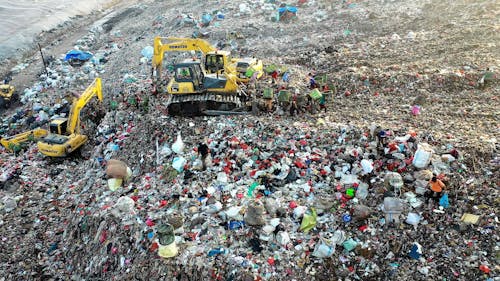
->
[319,93,327,113]
[197,142,210,171]
[289,93,299,116]
[265,96,273,112]
[427,176,445,202]
[271,70,279,84]
[307,73,318,89]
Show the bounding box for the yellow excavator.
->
[152,36,263,83]
[0,78,103,157]
[0,84,16,108]
[152,37,263,115]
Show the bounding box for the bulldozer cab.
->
[49,118,68,135]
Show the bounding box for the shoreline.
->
[0,0,129,79]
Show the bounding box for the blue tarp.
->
[278,6,298,14]
[64,50,93,61]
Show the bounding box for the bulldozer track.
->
[170,93,243,107]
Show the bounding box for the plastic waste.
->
[411,105,421,116]
[276,231,290,245]
[172,156,186,172]
[158,242,178,258]
[106,159,128,179]
[406,212,421,226]
[225,206,242,218]
[208,248,225,257]
[312,238,335,258]
[342,214,352,222]
[409,242,422,259]
[172,132,185,154]
[228,221,246,230]
[360,159,374,174]
[332,230,346,245]
[2,196,17,212]
[247,182,259,197]
[461,213,480,224]
[342,238,358,252]
[353,205,372,220]
[141,46,154,59]
[293,205,308,218]
[111,196,135,218]
[262,225,275,234]
[413,143,434,168]
[107,178,123,191]
[356,182,369,199]
[244,203,265,226]
[385,172,404,189]
[300,208,317,233]
[439,193,450,208]
[382,197,405,224]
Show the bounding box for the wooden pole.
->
[38,43,49,77]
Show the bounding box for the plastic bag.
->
[342,238,358,252]
[300,208,317,233]
[360,159,373,174]
[312,238,335,258]
[107,178,123,191]
[111,196,135,218]
[158,241,178,258]
[172,132,184,154]
[412,143,434,168]
[172,156,186,172]
[406,212,421,226]
[140,46,154,59]
[439,193,450,208]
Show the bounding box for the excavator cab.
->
[0,84,16,108]
[49,118,68,135]
[205,53,226,74]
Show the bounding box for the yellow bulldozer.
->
[151,37,263,115]
[0,78,103,157]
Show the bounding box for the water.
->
[0,0,114,60]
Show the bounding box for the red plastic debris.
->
[479,265,490,274]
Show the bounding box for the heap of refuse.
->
[1,112,498,280]
[0,0,498,280]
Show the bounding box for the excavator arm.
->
[66,78,103,134]
[152,36,221,79]
[0,128,48,152]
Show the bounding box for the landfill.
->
[0,0,498,280]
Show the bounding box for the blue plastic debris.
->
[64,50,93,62]
[439,193,450,208]
[141,46,154,59]
[208,247,225,257]
[409,243,422,259]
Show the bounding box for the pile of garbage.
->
[1,112,498,280]
[0,0,498,280]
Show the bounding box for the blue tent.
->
[64,50,93,62]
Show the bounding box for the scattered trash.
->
[0,1,496,280]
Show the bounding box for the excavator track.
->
[167,93,248,116]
